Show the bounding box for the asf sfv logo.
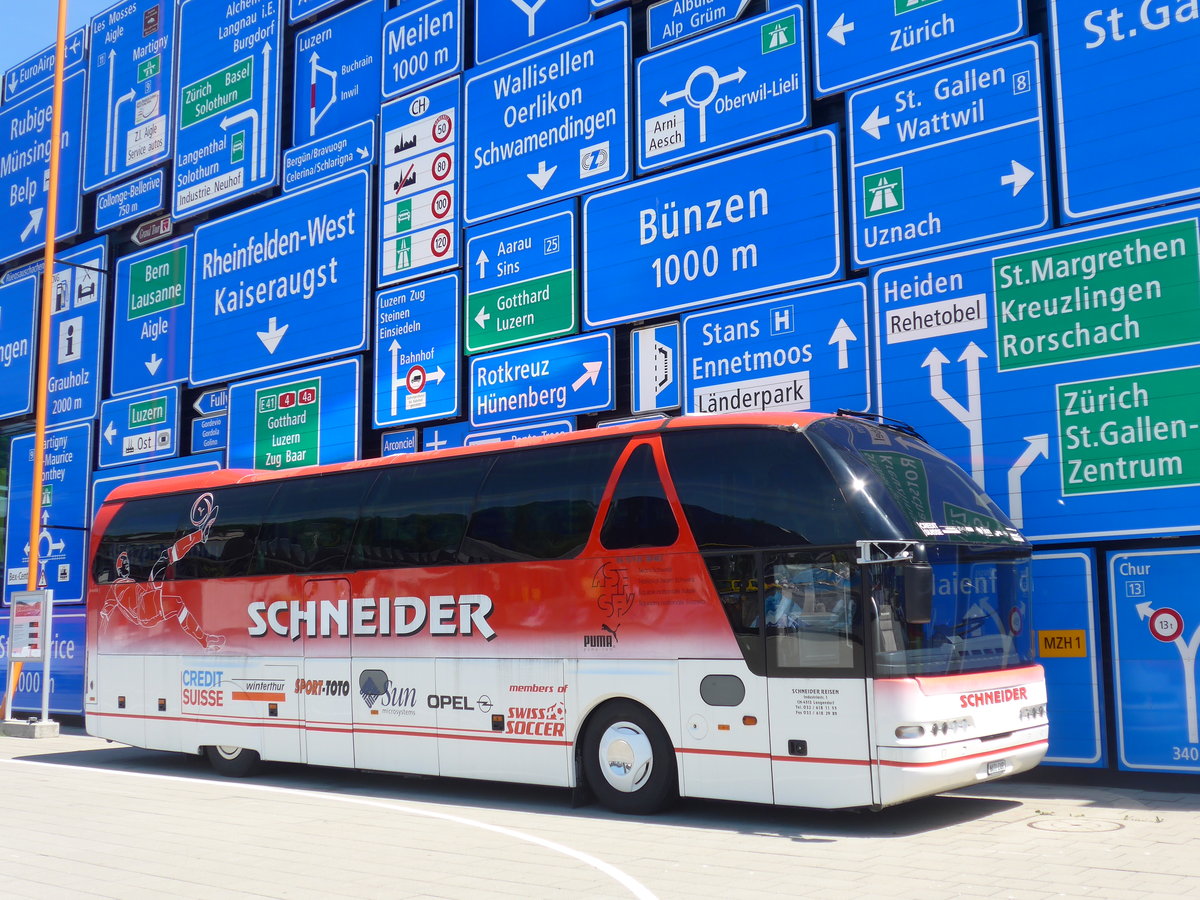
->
[359,669,417,717]
[584,623,620,648]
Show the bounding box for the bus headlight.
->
[895,725,925,739]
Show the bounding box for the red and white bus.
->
[85,412,1047,813]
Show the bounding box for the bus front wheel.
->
[205,745,260,777]
[582,701,677,815]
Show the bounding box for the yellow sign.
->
[1038,629,1087,658]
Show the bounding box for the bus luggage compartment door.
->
[301,578,354,768]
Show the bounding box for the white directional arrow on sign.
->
[1134,598,1200,742]
[20,208,43,241]
[828,319,858,370]
[527,161,557,190]
[475,307,490,329]
[1001,160,1035,196]
[922,342,987,485]
[427,366,446,385]
[145,353,163,375]
[104,422,117,444]
[1006,433,1048,528]
[475,249,489,278]
[257,317,288,353]
[357,145,369,160]
[827,13,855,45]
[860,106,890,140]
[572,361,602,391]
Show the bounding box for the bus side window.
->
[253,471,376,575]
[463,441,622,563]
[600,444,679,550]
[705,553,764,676]
[174,484,278,581]
[764,553,862,674]
[92,495,189,584]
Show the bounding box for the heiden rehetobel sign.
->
[875,201,1200,542]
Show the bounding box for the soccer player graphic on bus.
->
[100,492,226,652]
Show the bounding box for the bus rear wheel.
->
[205,745,260,777]
[582,701,677,815]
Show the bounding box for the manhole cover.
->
[1028,818,1124,832]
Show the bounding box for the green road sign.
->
[128,245,188,319]
[254,377,321,470]
[467,271,575,354]
[180,57,254,128]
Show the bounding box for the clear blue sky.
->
[1,1,117,74]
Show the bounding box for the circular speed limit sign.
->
[431,151,453,181]
[1149,607,1184,642]
[406,366,426,394]
[432,113,453,143]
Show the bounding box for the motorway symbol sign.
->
[647,0,750,52]
[584,129,843,328]
[96,170,165,232]
[379,77,461,286]
[173,0,283,219]
[111,235,193,396]
[0,277,37,419]
[228,357,361,470]
[631,323,680,414]
[381,428,419,455]
[3,26,87,105]
[811,0,1025,97]
[191,170,370,386]
[848,40,1049,266]
[99,386,180,469]
[1050,0,1200,222]
[466,200,576,354]
[284,120,375,193]
[83,0,176,192]
[638,6,808,173]
[464,13,630,223]
[293,0,385,144]
[470,330,613,426]
[91,451,225,519]
[474,0,590,65]
[192,414,227,453]
[373,272,461,427]
[193,388,228,417]
[682,281,869,416]
[4,423,92,605]
[0,70,85,266]
[874,200,1200,542]
[383,0,462,99]
[46,239,107,427]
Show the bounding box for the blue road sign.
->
[383,0,463,99]
[848,40,1049,267]
[3,27,87,105]
[95,169,165,232]
[1050,0,1200,222]
[91,451,225,518]
[4,423,92,606]
[465,14,630,223]
[173,0,283,219]
[465,420,575,445]
[1033,550,1105,767]
[192,414,228,453]
[289,0,343,25]
[683,282,869,415]
[47,239,107,427]
[1109,548,1200,772]
[284,120,375,193]
[585,129,843,328]
[111,235,193,396]
[0,70,85,266]
[191,170,370,385]
[647,0,750,51]
[631,322,680,413]
[470,331,614,426]
[294,0,385,143]
[227,357,361,469]
[598,414,668,428]
[83,0,176,191]
[474,0,589,65]
[811,0,1025,97]
[0,277,37,419]
[99,386,180,469]
[873,200,1200,542]
[0,609,85,715]
[465,199,577,354]
[638,6,807,173]
[381,427,419,455]
[373,272,461,427]
[421,420,472,450]
[193,388,228,417]
[379,78,461,285]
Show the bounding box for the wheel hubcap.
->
[214,745,242,760]
[597,721,653,793]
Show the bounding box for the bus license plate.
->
[987,759,1006,776]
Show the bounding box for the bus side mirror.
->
[905,563,933,624]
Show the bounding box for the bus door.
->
[300,576,354,767]
[764,552,875,809]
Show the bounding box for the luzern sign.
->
[847,40,1049,266]
[811,0,1026,97]
[464,13,630,223]
[293,0,385,143]
[98,386,180,469]
[584,129,842,327]
[874,200,1200,543]
[173,0,283,219]
[191,170,369,385]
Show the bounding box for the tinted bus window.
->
[350,456,493,569]
[93,495,188,584]
[254,472,376,575]
[662,429,857,550]
[463,441,623,562]
[600,444,678,550]
[173,484,278,580]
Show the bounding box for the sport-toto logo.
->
[247,595,496,641]
[959,686,1028,708]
